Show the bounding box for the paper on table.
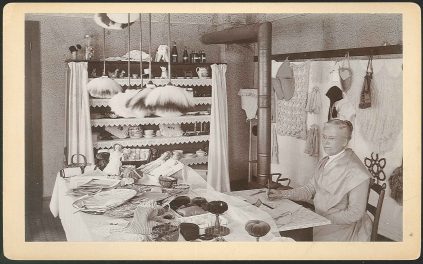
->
[259,199,302,219]
[149,159,184,177]
[137,173,160,186]
[234,193,303,219]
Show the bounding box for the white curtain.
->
[65,62,94,165]
[207,64,230,192]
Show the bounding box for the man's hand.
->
[267,189,290,201]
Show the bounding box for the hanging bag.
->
[359,55,373,109]
[338,53,353,93]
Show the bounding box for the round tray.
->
[204,226,230,237]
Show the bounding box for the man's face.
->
[322,125,347,156]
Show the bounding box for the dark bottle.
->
[171,41,178,63]
[182,46,189,63]
[201,50,206,63]
[195,50,201,63]
[190,51,195,63]
[192,50,198,63]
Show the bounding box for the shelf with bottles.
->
[85,61,217,80]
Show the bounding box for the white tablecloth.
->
[49,166,294,242]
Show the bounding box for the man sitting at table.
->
[268,119,372,241]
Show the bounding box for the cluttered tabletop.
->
[50,152,329,242]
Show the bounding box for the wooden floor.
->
[27,183,394,242]
[26,199,66,242]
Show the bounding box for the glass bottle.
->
[182,46,189,63]
[201,50,206,63]
[190,51,195,63]
[192,51,198,63]
[196,50,201,63]
[171,41,178,63]
[84,34,94,60]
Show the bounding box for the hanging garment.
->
[304,124,320,157]
[273,58,295,100]
[338,53,353,93]
[333,97,356,123]
[359,56,373,109]
[276,61,310,140]
[305,86,322,114]
[325,85,343,120]
[271,124,279,164]
[356,59,402,154]
[238,89,258,120]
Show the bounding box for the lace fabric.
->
[276,61,310,139]
[356,63,402,154]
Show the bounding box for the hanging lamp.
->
[144,13,195,117]
[110,13,152,118]
[125,13,156,117]
[94,13,134,30]
[86,28,122,98]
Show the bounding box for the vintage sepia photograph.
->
[3,2,421,261]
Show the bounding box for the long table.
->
[227,189,331,232]
[49,167,329,242]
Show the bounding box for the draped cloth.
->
[207,64,230,192]
[305,86,322,114]
[65,62,94,165]
[304,124,319,157]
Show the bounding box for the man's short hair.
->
[324,119,353,139]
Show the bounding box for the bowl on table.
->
[159,175,178,188]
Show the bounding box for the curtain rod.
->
[253,44,402,62]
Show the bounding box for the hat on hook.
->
[272,59,295,100]
[94,13,135,30]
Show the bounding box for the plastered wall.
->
[25,14,220,197]
[26,13,402,196]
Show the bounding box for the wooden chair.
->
[366,178,387,241]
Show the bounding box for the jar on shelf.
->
[128,125,143,138]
